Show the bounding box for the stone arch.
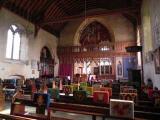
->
[45,43,56,59]
[73,17,115,46]
[40,46,52,60]
[39,44,56,60]
[36,41,56,62]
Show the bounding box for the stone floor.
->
[0,101,117,120]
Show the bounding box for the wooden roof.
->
[0,0,142,37]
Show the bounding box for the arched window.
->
[6,25,21,60]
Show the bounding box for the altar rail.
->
[58,41,136,54]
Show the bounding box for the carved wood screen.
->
[58,21,137,80]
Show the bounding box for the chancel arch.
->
[73,18,115,46]
[72,20,116,81]
[79,21,112,46]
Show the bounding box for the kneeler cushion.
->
[12,102,25,115]
[48,88,60,100]
[80,82,87,87]
[63,85,73,95]
[33,93,50,108]
[100,87,112,97]
[120,93,137,103]
[110,99,134,119]
[73,90,87,103]
[86,87,93,96]
[93,91,109,104]
[71,84,79,91]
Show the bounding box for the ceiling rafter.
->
[40,7,138,25]
[59,0,75,16]
[45,0,64,18]
[1,0,142,38]
[44,0,57,18]
[66,0,98,15]
[32,0,54,22]
[30,0,47,22]
[27,0,39,14]
[5,0,32,21]
[49,1,67,17]
[57,0,72,15]
[24,0,33,13]
[14,0,22,13]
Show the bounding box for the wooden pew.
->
[13,97,160,120]
[0,113,72,120]
[0,113,36,120]
[49,102,108,120]
[49,101,160,120]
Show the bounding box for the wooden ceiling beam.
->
[14,0,22,13]
[49,1,68,18]
[18,0,28,17]
[1,0,60,38]
[40,7,139,25]
[59,0,75,16]
[30,0,47,21]
[33,0,54,19]
[4,0,31,20]
[44,0,57,18]
[27,0,38,14]
[45,0,61,19]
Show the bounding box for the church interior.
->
[0,0,160,119]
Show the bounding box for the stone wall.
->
[141,0,160,88]
[0,8,58,79]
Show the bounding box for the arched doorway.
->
[39,46,54,78]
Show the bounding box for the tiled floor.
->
[0,101,117,120]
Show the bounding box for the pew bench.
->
[13,113,48,120]
[13,97,160,120]
[0,113,36,120]
[49,102,109,120]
